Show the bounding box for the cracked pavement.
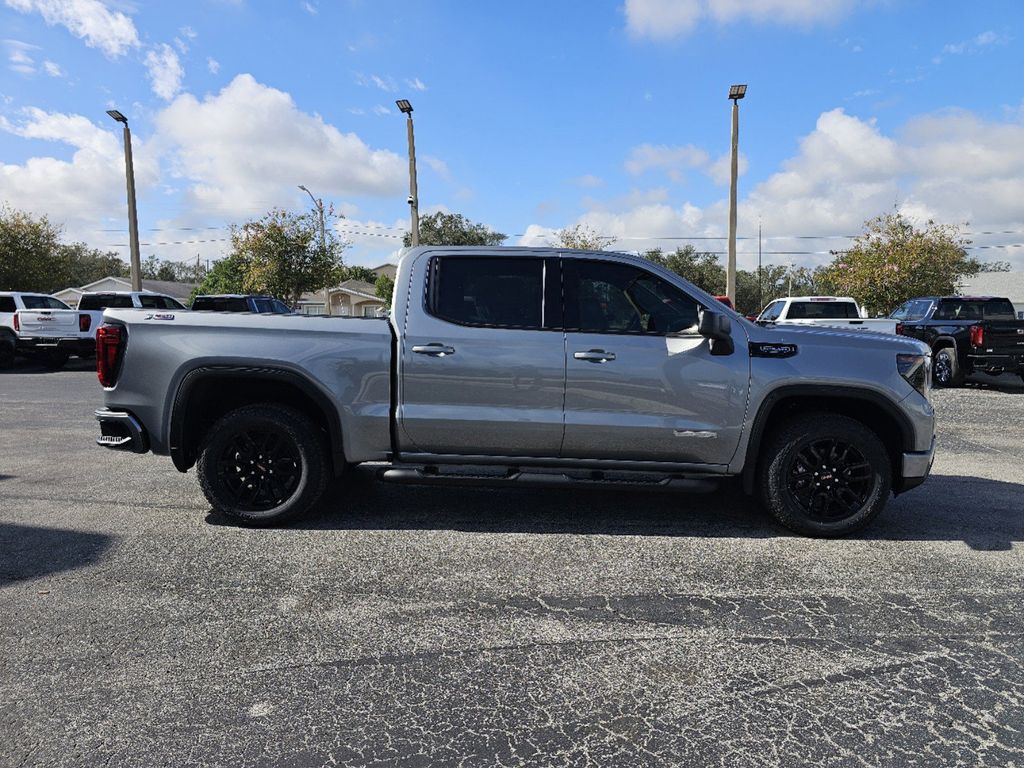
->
[1,361,1023,766]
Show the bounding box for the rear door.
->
[398,254,565,457]
[561,257,749,466]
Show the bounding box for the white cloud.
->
[179,26,197,40]
[207,57,220,74]
[706,151,749,185]
[574,174,604,188]
[156,74,405,219]
[42,59,62,76]
[625,143,709,180]
[942,30,1009,55]
[404,77,427,92]
[302,1,317,15]
[3,39,38,74]
[145,44,184,100]
[371,104,391,115]
[623,0,857,40]
[4,0,139,58]
[0,107,158,248]
[356,72,397,92]
[527,107,1024,270]
[422,155,450,180]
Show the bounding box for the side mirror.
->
[698,309,734,356]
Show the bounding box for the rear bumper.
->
[95,408,149,453]
[896,435,936,494]
[967,352,1024,374]
[17,336,94,355]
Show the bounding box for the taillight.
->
[969,324,984,347]
[13,314,19,332]
[96,324,125,387]
[79,313,91,332]
[895,323,904,336]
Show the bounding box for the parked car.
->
[94,246,935,537]
[77,292,188,344]
[892,296,1024,386]
[0,291,93,368]
[191,295,293,313]
[756,297,898,334]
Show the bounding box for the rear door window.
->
[428,257,545,330]
[0,296,16,312]
[138,295,185,310]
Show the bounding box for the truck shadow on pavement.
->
[0,522,114,586]
[206,471,1023,552]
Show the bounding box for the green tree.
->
[192,253,246,302]
[820,212,998,315]
[556,224,614,251]
[221,208,345,306]
[404,212,506,247]
[56,242,130,287]
[0,206,64,292]
[342,265,378,283]
[641,246,725,295]
[375,273,395,309]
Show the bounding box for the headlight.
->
[897,353,930,398]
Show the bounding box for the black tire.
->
[38,349,69,369]
[0,340,14,370]
[758,412,892,537]
[196,404,329,526]
[933,347,964,388]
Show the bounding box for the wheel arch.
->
[741,385,913,495]
[169,366,345,475]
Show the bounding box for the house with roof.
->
[53,276,197,307]
[297,263,396,316]
[959,272,1024,319]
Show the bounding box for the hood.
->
[746,321,931,355]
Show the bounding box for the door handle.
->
[573,349,615,363]
[411,343,456,356]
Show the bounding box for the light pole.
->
[395,99,419,246]
[106,109,142,291]
[298,184,326,256]
[726,84,747,307]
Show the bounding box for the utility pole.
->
[395,99,420,246]
[726,84,747,307]
[298,184,327,257]
[757,219,763,311]
[106,109,142,291]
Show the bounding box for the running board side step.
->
[378,467,718,493]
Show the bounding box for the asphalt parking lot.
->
[2,359,1023,767]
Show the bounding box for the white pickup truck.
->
[0,291,93,368]
[76,292,188,343]
[756,297,898,335]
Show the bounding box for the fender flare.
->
[168,365,345,473]
[741,384,915,494]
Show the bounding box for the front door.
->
[561,258,749,466]
[398,254,565,457]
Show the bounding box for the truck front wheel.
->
[758,413,892,537]
[197,404,329,525]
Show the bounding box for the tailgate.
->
[15,309,81,337]
[981,321,1024,351]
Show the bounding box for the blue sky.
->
[2,0,1023,272]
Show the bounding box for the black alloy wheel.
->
[216,428,302,512]
[197,403,329,525]
[933,348,963,387]
[783,438,873,522]
[759,412,891,537]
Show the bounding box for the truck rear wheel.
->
[933,348,964,387]
[759,413,892,537]
[197,404,328,526]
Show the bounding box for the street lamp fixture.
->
[728,84,747,101]
[106,107,141,291]
[396,99,419,246]
[726,84,747,306]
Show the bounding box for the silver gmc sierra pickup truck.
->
[95,246,936,536]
